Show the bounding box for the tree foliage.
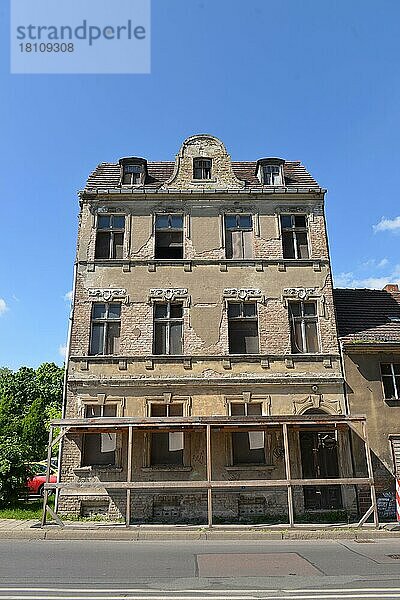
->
[0,363,63,506]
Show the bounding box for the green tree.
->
[0,363,63,506]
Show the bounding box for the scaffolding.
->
[41,414,378,528]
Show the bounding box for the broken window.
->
[122,163,143,185]
[225,214,253,259]
[89,303,121,356]
[228,302,259,354]
[193,158,212,180]
[230,403,265,465]
[153,302,183,355]
[289,301,319,354]
[262,164,283,186]
[381,363,400,399]
[150,403,184,466]
[280,214,309,259]
[95,214,125,260]
[82,404,117,467]
[155,214,184,259]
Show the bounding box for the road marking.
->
[1,594,400,600]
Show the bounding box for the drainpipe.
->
[338,339,350,416]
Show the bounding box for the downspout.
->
[338,339,350,416]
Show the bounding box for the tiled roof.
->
[334,288,400,345]
[84,160,321,192]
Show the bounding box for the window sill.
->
[74,466,122,474]
[141,466,192,472]
[191,178,217,184]
[226,465,275,472]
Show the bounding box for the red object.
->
[26,462,57,496]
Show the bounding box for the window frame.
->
[81,403,120,468]
[227,301,260,355]
[153,301,184,356]
[224,213,253,259]
[154,213,184,260]
[288,300,320,354]
[193,157,212,180]
[144,398,191,468]
[121,163,144,185]
[94,214,125,260]
[89,302,121,356]
[381,363,400,400]
[262,164,283,186]
[226,401,270,467]
[280,213,310,260]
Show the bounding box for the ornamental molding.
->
[97,206,126,214]
[293,394,342,415]
[88,288,127,301]
[223,288,263,301]
[276,205,309,214]
[149,288,188,302]
[283,287,318,301]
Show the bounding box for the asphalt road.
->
[1,539,400,599]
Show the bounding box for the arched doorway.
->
[300,409,342,510]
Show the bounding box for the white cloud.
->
[334,270,400,290]
[0,298,8,316]
[64,290,73,302]
[59,344,67,359]
[361,257,388,270]
[373,216,400,233]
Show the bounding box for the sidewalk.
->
[0,519,399,541]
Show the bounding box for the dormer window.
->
[193,158,212,180]
[123,164,142,185]
[119,157,147,186]
[263,164,282,186]
[256,158,285,186]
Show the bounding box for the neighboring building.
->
[334,284,400,521]
[55,135,375,525]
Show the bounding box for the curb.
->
[0,526,400,542]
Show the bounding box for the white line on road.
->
[1,594,400,600]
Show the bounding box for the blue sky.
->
[1,0,400,370]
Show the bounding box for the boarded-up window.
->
[95,215,125,259]
[150,403,184,466]
[225,214,253,259]
[230,403,265,465]
[289,301,319,354]
[89,303,121,356]
[228,302,259,354]
[82,404,117,466]
[155,214,184,259]
[280,214,309,259]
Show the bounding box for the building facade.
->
[56,135,372,524]
[334,285,400,521]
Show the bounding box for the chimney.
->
[383,284,399,293]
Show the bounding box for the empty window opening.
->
[82,404,117,467]
[150,403,184,466]
[289,301,319,354]
[89,303,121,356]
[228,302,259,354]
[230,403,265,465]
[95,215,125,260]
[155,214,184,259]
[153,302,183,355]
[225,214,253,259]
[280,214,309,259]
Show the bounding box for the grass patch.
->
[0,497,53,520]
